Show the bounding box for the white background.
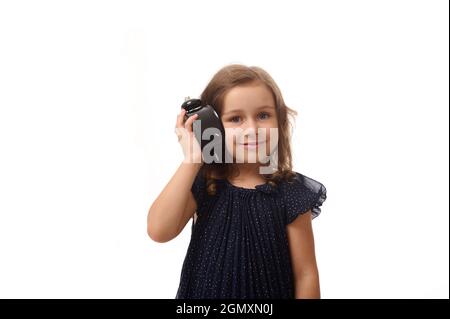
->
[0,0,448,299]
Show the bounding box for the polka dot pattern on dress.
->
[175,170,327,299]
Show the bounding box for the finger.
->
[176,109,186,129]
[184,114,198,133]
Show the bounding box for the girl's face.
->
[221,82,279,164]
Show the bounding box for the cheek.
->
[265,119,278,142]
[224,128,239,156]
[225,133,235,148]
[223,126,244,143]
[259,127,279,154]
[259,116,278,130]
[260,123,277,139]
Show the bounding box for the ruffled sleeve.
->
[191,169,208,215]
[283,172,327,224]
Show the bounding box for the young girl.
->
[147,64,327,299]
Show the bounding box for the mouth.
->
[239,141,266,150]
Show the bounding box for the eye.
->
[229,116,241,123]
[258,112,271,120]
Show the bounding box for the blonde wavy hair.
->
[199,64,298,195]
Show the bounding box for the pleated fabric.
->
[175,170,327,299]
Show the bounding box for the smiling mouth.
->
[239,141,266,148]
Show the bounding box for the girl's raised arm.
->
[147,109,203,242]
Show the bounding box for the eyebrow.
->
[222,105,275,116]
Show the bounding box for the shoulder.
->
[191,169,208,203]
[192,168,207,190]
[280,171,327,222]
[284,171,326,194]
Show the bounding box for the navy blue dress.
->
[175,170,327,299]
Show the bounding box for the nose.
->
[241,119,259,142]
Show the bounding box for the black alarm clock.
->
[181,98,226,164]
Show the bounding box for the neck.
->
[232,163,262,181]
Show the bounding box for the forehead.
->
[222,82,275,112]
